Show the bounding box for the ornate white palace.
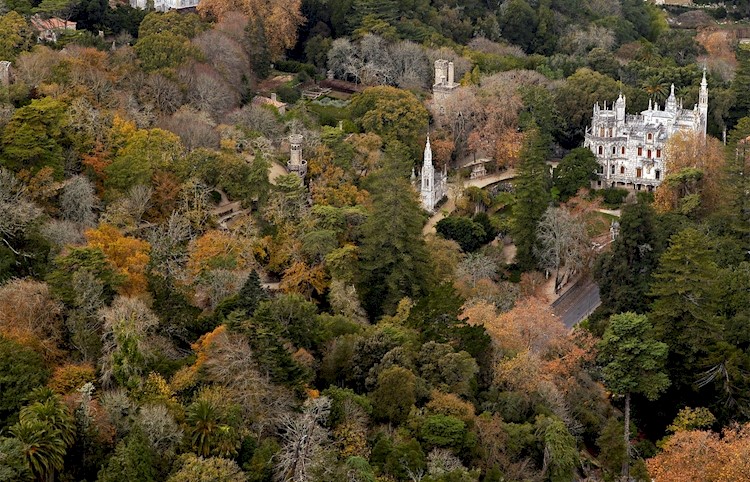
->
[417,136,447,213]
[584,71,708,191]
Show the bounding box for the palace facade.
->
[584,71,708,191]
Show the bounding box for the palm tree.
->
[642,75,669,104]
[186,399,219,457]
[21,398,76,449]
[10,393,76,482]
[10,419,67,482]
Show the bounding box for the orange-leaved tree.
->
[196,0,303,59]
[647,423,750,481]
[85,224,151,296]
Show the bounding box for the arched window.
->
[647,133,653,141]
[598,145,603,155]
[621,146,625,155]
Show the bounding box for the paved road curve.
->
[551,277,601,328]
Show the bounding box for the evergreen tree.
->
[730,45,750,127]
[1,97,69,178]
[598,312,670,479]
[511,127,551,271]
[214,270,269,323]
[357,164,432,319]
[245,17,271,79]
[591,202,662,334]
[499,0,537,53]
[98,428,158,482]
[726,118,750,247]
[349,0,397,30]
[553,147,599,201]
[649,228,723,390]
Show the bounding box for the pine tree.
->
[726,118,750,247]
[511,126,551,271]
[592,202,662,334]
[649,228,723,390]
[598,312,670,479]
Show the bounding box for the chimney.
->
[448,61,455,86]
[271,93,277,102]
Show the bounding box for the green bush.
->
[599,187,629,208]
[274,60,316,77]
[419,414,467,449]
[275,85,300,104]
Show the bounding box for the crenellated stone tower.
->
[432,59,459,111]
[287,134,308,178]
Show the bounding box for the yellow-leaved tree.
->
[655,131,726,216]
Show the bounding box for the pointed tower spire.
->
[421,134,436,211]
[424,134,432,166]
[699,67,708,138]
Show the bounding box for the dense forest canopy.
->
[0,0,749,481]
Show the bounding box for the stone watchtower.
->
[287,134,308,178]
[432,59,459,110]
[0,61,11,86]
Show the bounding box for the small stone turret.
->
[615,93,626,124]
[287,134,307,178]
[666,84,677,112]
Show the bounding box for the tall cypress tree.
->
[730,45,750,127]
[357,154,432,319]
[511,126,551,271]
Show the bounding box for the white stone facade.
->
[420,136,447,212]
[584,72,708,191]
[131,0,199,11]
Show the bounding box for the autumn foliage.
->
[655,131,727,215]
[85,224,151,296]
[196,0,303,58]
[647,423,750,481]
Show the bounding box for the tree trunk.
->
[622,392,631,481]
